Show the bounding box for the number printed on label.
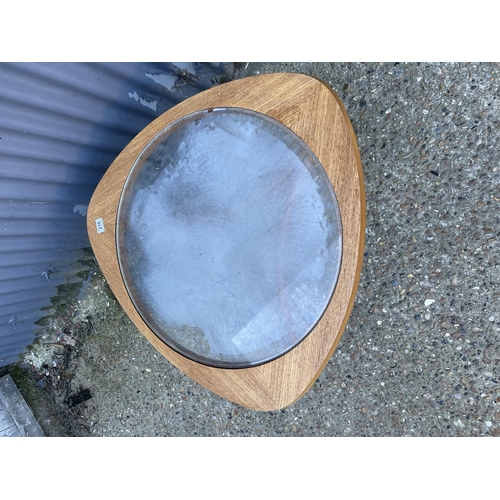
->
[95,218,105,234]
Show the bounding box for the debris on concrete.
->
[66,389,92,408]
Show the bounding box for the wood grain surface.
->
[87,73,365,411]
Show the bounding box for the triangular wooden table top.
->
[87,73,365,411]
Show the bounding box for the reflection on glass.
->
[117,108,342,368]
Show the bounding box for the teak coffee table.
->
[87,72,365,411]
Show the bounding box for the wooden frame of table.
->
[87,73,365,411]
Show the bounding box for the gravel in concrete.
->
[12,62,500,436]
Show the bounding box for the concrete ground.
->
[10,62,500,436]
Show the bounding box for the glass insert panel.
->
[116,108,342,368]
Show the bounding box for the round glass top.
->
[116,107,342,368]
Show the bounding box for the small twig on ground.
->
[86,316,97,334]
[77,418,91,432]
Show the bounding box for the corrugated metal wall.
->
[0,62,227,367]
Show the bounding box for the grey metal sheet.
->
[0,62,226,367]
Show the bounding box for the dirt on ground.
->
[10,259,131,436]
